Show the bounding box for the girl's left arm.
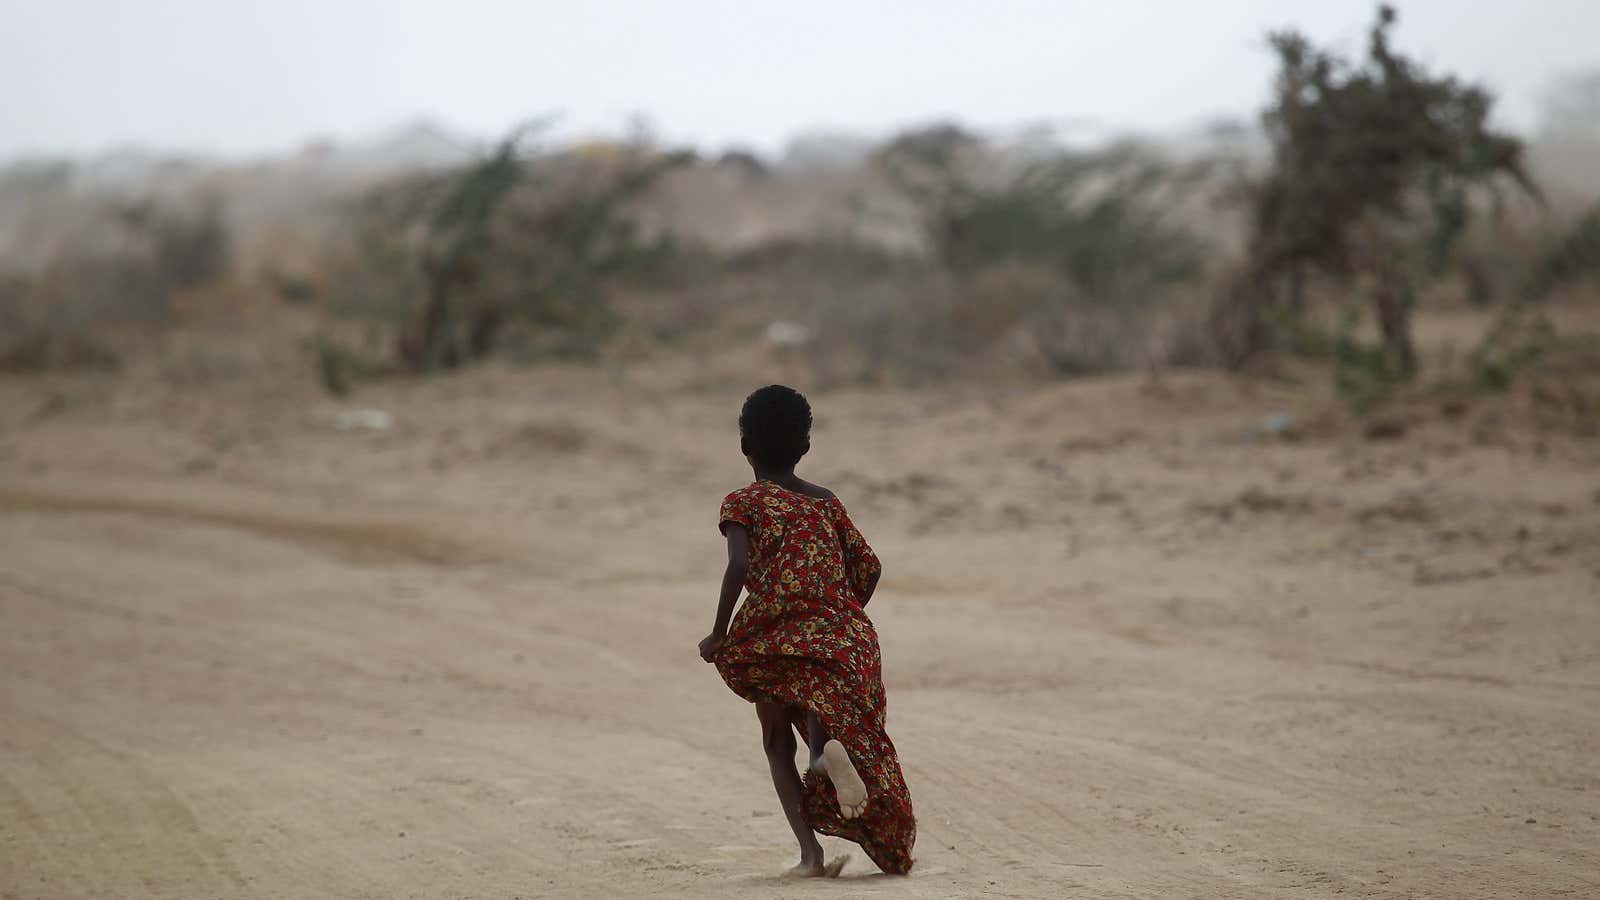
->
[835,505,882,607]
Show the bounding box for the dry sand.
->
[2,352,1598,899]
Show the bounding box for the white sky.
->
[1,0,1596,160]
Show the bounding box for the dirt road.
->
[3,366,1597,898]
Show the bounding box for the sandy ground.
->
[2,353,1598,899]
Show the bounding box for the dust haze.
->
[2,3,1599,898]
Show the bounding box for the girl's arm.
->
[699,524,749,660]
[834,505,882,607]
[856,565,882,607]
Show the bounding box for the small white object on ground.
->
[333,408,394,432]
[764,321,812,348]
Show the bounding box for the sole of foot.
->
[823,739,868,819]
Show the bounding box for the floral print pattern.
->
[712,482,915,874]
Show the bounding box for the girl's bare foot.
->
[785,861,824,878]
[822,739,868,819]
[785,854,850,878]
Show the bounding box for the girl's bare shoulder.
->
[794,478,837,500]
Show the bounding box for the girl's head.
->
[739,385,811,472]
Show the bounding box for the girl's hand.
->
[698,632,727,662]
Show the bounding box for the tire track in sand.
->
[0,709,250,898]
[0,484,489,566]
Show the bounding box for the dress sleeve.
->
[832,501,882,599]
[718,490,754,535]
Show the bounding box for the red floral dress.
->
[712,481,916,874]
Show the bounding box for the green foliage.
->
[1261,304,1410,412]
[875,124,1212,377]
[881,126,1206,307]
[1468,304,1557,391]
[876,124,1209,376]
[1228,4,1537,379]
[1521,203,1600,300]
[1256,5,1534,272]
[938,153,1208,301]
[875,122,984,219]
[482,150,690,329]
[333,123,692,373]
[1329,309,1409,412]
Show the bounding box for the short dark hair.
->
[739,385,811,469]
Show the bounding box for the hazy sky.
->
[2,0,1596,160]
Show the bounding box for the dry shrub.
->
[839,124,1222,380]
[1522,202,1600,301]
[0,189,232,367]
[313,127,689,379]
[750,244,1218,384]
[0,330,119,373]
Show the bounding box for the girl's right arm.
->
[699,524,749,660]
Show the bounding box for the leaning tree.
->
[344,124,690,374]
[1217,4,1538,377]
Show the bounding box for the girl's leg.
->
[804,709,830,772]
[756,701,823,870]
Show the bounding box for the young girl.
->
[698,385,916,877]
